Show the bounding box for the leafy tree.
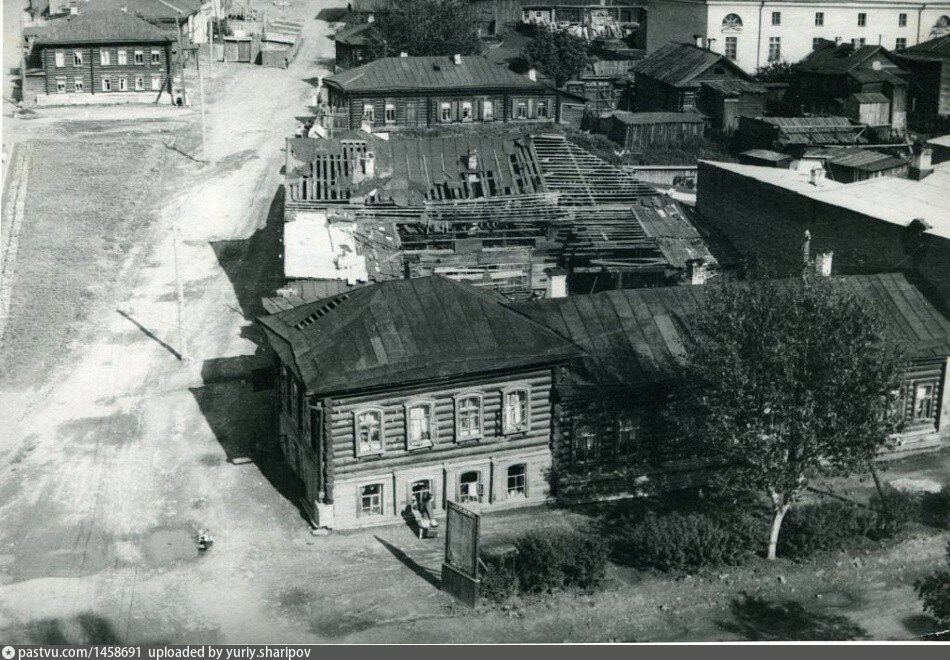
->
[517,26,590,87]
[672,270,904,560]
[916,542,950,629]
[366,0,482,59]
[753,60,793,83]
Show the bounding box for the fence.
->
[622,165,698,187]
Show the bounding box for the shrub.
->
[921,489,950,529]
[915,542,950,626]
[868,486,922,539]
[778,501,877,559]
[507,528,609,595]
[479,551,519,603]
[618,512,754,572]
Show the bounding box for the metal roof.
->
[740,149,792,162]
[33,8,173,45]
[258,276,584,395]
[513,273,950,390]
[755,116,866,146]
[325,55,547,93]
[633,41,751,88]
[806,146,909,172]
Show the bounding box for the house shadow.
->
[375,536,442,590]
[316,8,350,22]
[718,595,869,641]
[9,612,169,645]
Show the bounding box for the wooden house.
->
[738,116,868,156]
[563,59,637,114]
[697,79,767,133]
[24,9,173,106]
[895,35,950,121]
[257,276,583,529]
[332,20,378,70]
[512,273,950,498]
[322,54,563,129]
[631,41,755,114]
[599,110,705,148]
[788,40,910,136]
[804,146,912,183]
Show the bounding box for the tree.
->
[672,270,904,560]
[916,542,950,630]
[753,60,793,83]
[366,0,482,59]
[517,26,590,87]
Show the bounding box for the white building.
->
[647,0,950,73]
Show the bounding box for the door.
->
[238,40,251,62]
[405,101,417,127]
[723,98,739,132]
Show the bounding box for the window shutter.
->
[454,472,460,501]
[528,98,536,118]
[495,98,503,120]
[356,487,362,518]
[524,465,530,498]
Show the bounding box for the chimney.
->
[803,230,812,265]
[815,252,833,277]
[809,166,825,186]
[453,53,462,65]
[694,34,704,48]
[527,68,537,81]
[399,51,408,58]
[364,150,376,178]
[467,148,478,171]
[366,12,375,23]
[910,147,933,180]
[545,267,568,299]
[834,36,842,45]
[707,37,717,50]
[686,259,707,285]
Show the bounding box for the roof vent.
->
[293,294,351,330]
[453,53,462,65]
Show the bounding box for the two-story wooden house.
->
[257,276,583,530]
[25,9,173,106]
[322,54,564,129]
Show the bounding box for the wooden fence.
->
[622,165,698,187]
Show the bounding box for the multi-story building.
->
[647,0,950,74]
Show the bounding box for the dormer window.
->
[405,401,435,449]
[355,408,385,456]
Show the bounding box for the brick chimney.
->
[686,258,707,285]
[544,267,568,298]
[453,53,462,65]
[814,251,833,277]
[910,147,933,180]
[527,68,537,81]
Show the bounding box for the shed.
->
[738,149,794,168]
[261,19,303,68]
[846,91,891,127]
[223,34,260,63]
[600,110,705,148]
[804,146,911,183]
[698,79,767,133]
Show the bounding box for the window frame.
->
[910,379,939,424]
[118,76,127,91]
[101,77,111,92]
[354,407,386,457]
[771,11,781,26]
[516,100,528,119]
[482,99,494,121]
[501,386,531,435]
[100,49,111,65]
[73,50,83,66]
[358,482,385,517]
[151,49,161,65]
[54,51,65,68]
[384,102,396,124]
[461,100,473,121]
[117,49,128,65]
[151,75,162,91]
[458,470,483,504]
[815,12,824,27]
[536,99,548,118]
[573,420,599,465]
[768,37,782,62]
[724,36,738,60]
[899,13,908,28]
[506,463,527,498]
[134,76,145,91]
[56,78,66,93]
[73,77,83,93]
[440,101,452,122]
[134,50,145,65]
[616,411,640,458]
[454,393,484,442]
[404,400,436,450]
[858,12,867,27]
[896,38,907,51]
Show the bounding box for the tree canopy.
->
[366,0,482,59]
[753,60,793,83]
[672,270,905,559]
[916,542,950,629]
[516,26,590,87]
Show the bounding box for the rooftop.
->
[747,116,867,146]
[609,110,706,125]
[33,8,173,45]
[633,41,750,88]
[325,55,547,93]
[258,276,583,395]
[897,34,950,61]
[805,146,910,173]
[332,21,378,47]
[700,79,768,96]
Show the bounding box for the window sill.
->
[455,435,482,444]
[406,441,434,452]
[503,427,529,436]
[356,449,386,459]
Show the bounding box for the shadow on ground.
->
[3,612,169,645]
[718,595,869,641]
[375,535,442,590]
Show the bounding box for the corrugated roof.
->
[512,273,950,390]
[700,79,768,95]
[34,8,173,45]
[633,41,750,88]
[325,55,547,93]
[610,110,705,125]
[258,276,583,395]
[755,116,866,146]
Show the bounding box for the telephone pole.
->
[196,51,208,163]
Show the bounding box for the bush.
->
[479,551,519,603]
[915,542,950,626]
[868,486,922,539]
[618,512,754,572]
[921,489,950,529]
[513,528,608,593]
[778,501,878,559]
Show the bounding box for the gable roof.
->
[82,0,201,23]
[633,42,750,88]
[898,34,950,61]
[700,78,768,96]
[512,273,950,391]
[34,8,173,45]
[333,21,378,47]
[610,110,705,125]
[258,276,583,396]
[325,55,547,93]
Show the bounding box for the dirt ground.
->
[1,1,949,644]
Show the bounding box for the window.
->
[362,103,374,122]
[854,37,866,46]
[912,381,938,422]
[355,409,384,456]
[502,388,529,434]
[117,50,127,65]
[455,394,482,441]
[405,401,435,448]
[410,480,432,510]
[151,50,161,64]
[721,13,743,30]
[537,100,548,118]
[516,100,527,118]
[725,36,737,60]
[482,99,493,120]
[574,422,598,465]
[771,11,781,26]
[616,413,639,457]
[100,49,111,65]
[681,90,696,109]
[815,12,824,27]
[813,37,823,51]
[73,78,83,93]
[73,50,83,66]
[768,37,782,62]
[858,13,867,27]
[896,38,907,51]
[151,75,162,91]
[101,77,111,92]
[899,13,907,27]
[507,464,527,497]
[359,484,383,516]
[440,102,451,122]
[118,76,127,91]
[461,101,473,121]
[384,103,395,124]
[134,50,144,65]
[54,51,65,67]
[458,471,482,503]
[56,78,66,93]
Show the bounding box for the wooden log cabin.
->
[322,54,563,129]
[257,276,583,530]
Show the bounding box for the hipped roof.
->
[34,9,173,45]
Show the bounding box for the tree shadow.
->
[375,536,442,590]
[9,612,169,645]
[719,595,870,641]
[316,8,349,22]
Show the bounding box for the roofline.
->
[36,35,174,45]
[323,79,550,94]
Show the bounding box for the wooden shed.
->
[260,19,303,69]
[698,79,768,133]
[223,34,260,63]
[600,110,705,148]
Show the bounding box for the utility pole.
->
[172,224,189,362]
[196,51,208,163]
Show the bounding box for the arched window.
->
[722,13,743,32]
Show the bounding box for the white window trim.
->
[505,462,528,499]
[101,78,111,92]
[461,101,473,122]
[354,407,386,457]
[910,379,939,423]
[440,101,452,122]
[501,385,531,435]
[151,75,162,90]
[454,392,484,442]
[457,469,484,503]
[73,50,83,66]
[117,50,128,65]
[55,78,66,92]
[482,99,494,120]
[100,49,111,65]
[357,481,386,517]
[54,51,65,67]
[134,50,145,65]
[404,400,436,450]
[73,78,83,92]
[151,50,161,64]
[537,100,548,118]
[384,102,396,124]
[118,77,128,91]
[362,103,374,122]
[134,76,145,91]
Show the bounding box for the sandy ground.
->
[1,1,949,644]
